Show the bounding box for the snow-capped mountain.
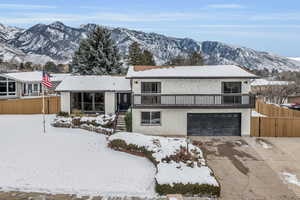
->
[1,21,300,71]
[288,57,300,62]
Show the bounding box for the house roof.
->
[251,79,292,86]
[126,65,258,79]
[5,71,71,82]
[55,75,131,92]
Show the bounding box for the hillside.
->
[0,21,300,71]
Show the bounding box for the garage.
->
[187,113,241,136]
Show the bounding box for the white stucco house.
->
[56,65,257,136]
[126,65,257,137]
[55,76,131,114]
[0,71,70,99]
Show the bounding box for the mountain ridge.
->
[0,21,300,71]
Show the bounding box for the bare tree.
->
[260,83,300,104]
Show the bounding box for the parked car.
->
[280,103,300,111]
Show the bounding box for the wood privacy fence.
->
[251,101,300,137]
[0,96,61,114]
[251,117,300,137]
[255,100,300,118]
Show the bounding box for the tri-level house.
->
[126,65,257,136]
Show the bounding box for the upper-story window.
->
[141,82,161,93]
[141,82,161,104]
[222,82,241,93]
[222,82,242,104]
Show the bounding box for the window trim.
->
[140,111,161,126]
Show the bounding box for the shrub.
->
[124,110,132,132]
[109,139,157,165]
[161,146,200,166]
[57,111,69,117]
[155,183,220,196]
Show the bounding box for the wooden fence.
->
[255,100,300,118]
[251,117,300,137]
[251,100,300,137]
[0,96,61,114]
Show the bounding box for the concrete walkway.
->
[192,136,300,200]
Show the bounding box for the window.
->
[33,84,39,91]
[141,111,161,125]
[141,82,161,93]
[0,76,16,96]
[141,82,161,104]
[222,82,241,93]
[222,82,242,104]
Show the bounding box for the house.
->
[0,71,70,99]
[251,78,292,95]
[126,65,257,136]
[56,75,131,114]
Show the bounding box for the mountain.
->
[1,21,300,71]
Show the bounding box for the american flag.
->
[42,71,53,88]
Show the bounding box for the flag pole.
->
[42,71,46,133]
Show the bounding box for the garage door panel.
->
[187,113,241,136]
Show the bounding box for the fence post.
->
[258,117,261,137]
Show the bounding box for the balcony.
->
[133,93,256,109]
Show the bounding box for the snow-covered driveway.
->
[0,115,156,197]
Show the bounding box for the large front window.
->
[222,82,242,104]
[71,92,104,113]
[141,82,161,104]
[141,111,161,125]
[0,76,16,96]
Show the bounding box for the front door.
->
[117,93,131,112]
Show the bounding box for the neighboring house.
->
[287,94,300,104]
[251,78,292,95]
[56,76,131,114]
[126,65,257,137]
[0,71,70,99]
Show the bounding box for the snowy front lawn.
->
[108,132,220,196]
[0,115,156,197]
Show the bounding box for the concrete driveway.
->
[192,137,300,200]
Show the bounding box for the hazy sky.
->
[0,0,299,57]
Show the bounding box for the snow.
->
[252,110,267,117]
[5,71,70,83]
[251,78,292,86]
[282,172,300,187]
[109,132,219,187]
[56,75,131,92]
[288,57,300,62]
[0,115,156,197]
[126,65,258,79]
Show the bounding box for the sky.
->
[0,0,299,57]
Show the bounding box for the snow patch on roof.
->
[127,65,257,78]
[56,75,131,92]
[5,71,70,82]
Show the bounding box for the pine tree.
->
[128,42,144,65]
[142,50,156,65]
[0,53,3,64]
[165,51,204,66]
[45,61,59,73]
[71,26,122,75]
[188,52,204,65]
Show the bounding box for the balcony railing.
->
[133,93,256,108]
